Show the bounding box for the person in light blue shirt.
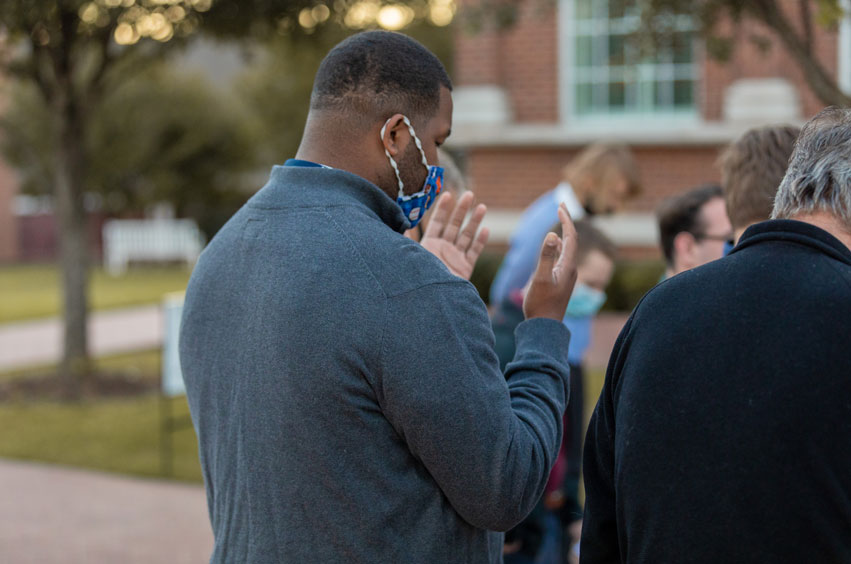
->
[489,143,640,306]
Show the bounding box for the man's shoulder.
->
[629,241,851,345]
[198,187,468,301]
[277,200,466,299]
[355,226,467,299]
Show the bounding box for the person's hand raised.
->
[523,203,578,321]
[419,192,489,280]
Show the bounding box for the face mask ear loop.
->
[401,116,430,172]
[380,119,405,199]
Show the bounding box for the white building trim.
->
[446,120,778,148]
[452,85,512,126]
[482,209,658,246]
[840,0,851,95]
[557,0,575,124]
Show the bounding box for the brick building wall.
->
[451,0,845,251]
[468,145,721,213]
[15,212,106,263]
[456,0,839,128]
[499,1,559,123]
[455,1,560,123]
[454,25,502,85]
[702,9,838,122]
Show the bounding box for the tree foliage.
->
[0,0,458,395]
[2,65,255,221]
[639,0,851,107]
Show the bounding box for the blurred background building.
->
[1,0,850,263]
[450,0,851,255]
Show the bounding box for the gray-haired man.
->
[580,107,851,563]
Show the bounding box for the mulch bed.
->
[0,372,159,402]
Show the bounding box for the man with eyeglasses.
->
[656,184,732,279]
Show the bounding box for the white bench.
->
[103,219,205,275]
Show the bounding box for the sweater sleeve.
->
[580,315,634,563]
[376,280,571,532]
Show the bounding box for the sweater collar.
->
[249,165,410,233]
[733,219,851,266]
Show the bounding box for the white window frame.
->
[840,0,851,95]
[558,0,700,126]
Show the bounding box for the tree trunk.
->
[751,0,851,108]
[53,92,90,398]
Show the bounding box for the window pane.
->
[576,83,593,114]
[609,82,626,108]
[609,0,639,19]
[654,81,672,107]
[571,0,695,117]
[576,35,593,67]
[576,0,593,20]
[608,34,625,66]
[674,80,693,107]
[637,81,654,110]
[593,83,608,110]
[609,0,626,19]
[672,31,693,64]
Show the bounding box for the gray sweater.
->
[180,165,571,563]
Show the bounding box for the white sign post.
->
[160,292,188,476]
[161,293,186,398]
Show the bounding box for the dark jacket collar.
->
[247,165,410,233]
[733,219,851,266]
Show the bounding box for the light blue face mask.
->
[380,115,444,229]
[565,282,607,319]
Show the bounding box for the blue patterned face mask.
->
[565,283,607,318]
[380,115,444,228]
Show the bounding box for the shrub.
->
[470,252,665,313]
[602,260,666,312]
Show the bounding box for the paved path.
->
[0,305,162,371]
[0,459,212,563]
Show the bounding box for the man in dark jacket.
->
[180,31,580,563]
[581,106,851,563]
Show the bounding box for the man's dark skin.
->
[296,85,579,320]
[296,87,453,201]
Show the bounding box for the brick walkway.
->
[0,459,212,563]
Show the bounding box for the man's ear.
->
[380,113,410,157]
[673,231,696,269]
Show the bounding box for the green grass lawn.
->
[0,394,202,482]
[0,348,202,482]
[0,347,606,485]
[0,264,192,324]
